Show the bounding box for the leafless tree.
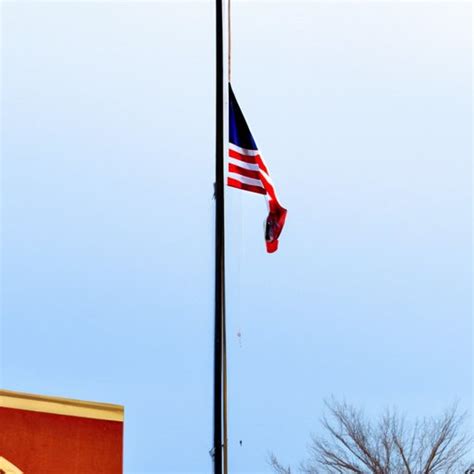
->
[269,399,471,474]
[269,453,292,474]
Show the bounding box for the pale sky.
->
[1,1,471,473]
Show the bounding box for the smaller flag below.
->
[227,84,287,253]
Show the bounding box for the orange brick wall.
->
[0,406,123,473]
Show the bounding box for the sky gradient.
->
[1,1,472,473]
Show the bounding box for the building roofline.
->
[0,389,124,422]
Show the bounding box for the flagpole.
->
[222,0,232,470]
[214,0,225,472]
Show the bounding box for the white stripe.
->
[228,173,264,188]
[229,143,260,157]
[259,169,279,201]
[229,143,281,201]
[228,157,260,172]
[260,169,275,188]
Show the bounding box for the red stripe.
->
[229,149,269,174]
[229,149,257,164]
[259,172,277,202]
[227,178,267,195]
[228,163,261,180]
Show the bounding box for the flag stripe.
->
[228,163,261,180]
[229,149,257,164]
[227,172,265,189]
[229,149,269,174]
[259,171,277,201]
[229,143,259,156]
[227,178,267,195]
[228,157,260,172]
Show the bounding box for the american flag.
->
[227,84,287,253]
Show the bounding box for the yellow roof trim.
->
[0,456,23,474]
[0,389,124,422]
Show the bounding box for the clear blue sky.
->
[1,1,471,473]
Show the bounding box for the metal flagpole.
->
[222,0,232,471]
[223,304,228,474]
[228,0,231,83]
[214,0,225,473]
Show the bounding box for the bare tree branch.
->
[269,400,471,474]
[268,452,292,474]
